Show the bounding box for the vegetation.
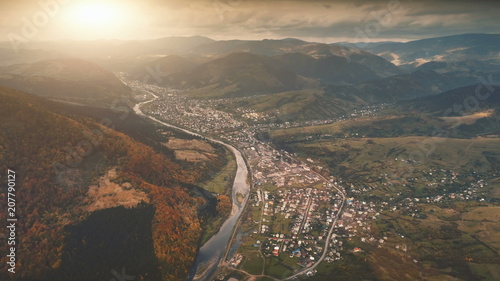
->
[227,89,358,123]
[263,93,500,280]
[0,87,224,281]
[0,58,132,107]
[216,195,232,216]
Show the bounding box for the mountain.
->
[166,52,318,98]
[132,51,400,92]
[188,38,312,57]
[367,33,500,68]
[415,60,500,73]
[0,58,132,107]
[230,71,497,124]
[0,47,65,66]
[0,86,225,281]
[126,55,199,83]
[189,38,403,76]
[325,70,494,103]
[333,41,397,49]
[138,46,404,98]
[273,53,380,84]
[406,84,500,114]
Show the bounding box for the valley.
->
[1,29,500,281]
[126,73,500,281]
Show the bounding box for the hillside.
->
[270,84,500,144]
[190,38,402,76]
[325,70,493,103]
[217,72,500,124]
[126,55,199,83]
[228,89,360,123]
[167,52,318,98]
[368,33,500,68]
[416,60,500,73]
[0,58,132,107]
[407,84,500,114]
[273,53,380,85]
[0,87,226,281]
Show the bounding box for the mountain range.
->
[365,33,500,69]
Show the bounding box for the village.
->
[134,83,494,280]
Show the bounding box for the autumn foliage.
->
[0,87,206,281]
[216,194,232,216]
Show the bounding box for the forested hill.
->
[0,86,214,281]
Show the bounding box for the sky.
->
[1,0,499,43]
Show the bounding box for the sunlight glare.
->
[60,0,133,39]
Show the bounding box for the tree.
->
[216,195,232,216]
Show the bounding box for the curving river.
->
[133,95,251,281]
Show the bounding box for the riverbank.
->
[131,93,251,281]
[199,150,238,246]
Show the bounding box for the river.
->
[133,95,251,281]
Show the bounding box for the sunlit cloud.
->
[0,0,498,42]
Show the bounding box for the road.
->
[282,154,347,280]
[284,182,346,280]
[298,189,313,234]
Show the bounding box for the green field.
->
[271,114,444,140]
[264,257,294,279]
[199,151,237,245]
[199,152,237,195]
[241,251,264,275]
[458,206,500,252]
[286,136,500,184]
[228,89,358,123]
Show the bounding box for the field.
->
[241,251,264,275]
[163,137,218,162]
[271,114,442,140]
[458,206,500,252]
[287,136,500,183]
[199,152,237,195]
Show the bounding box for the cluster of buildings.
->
[227,254,243,268]
[144,94,244,133]
[246,143,325,188]
[349,167,491,205]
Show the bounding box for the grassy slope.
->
[230,89,360,123]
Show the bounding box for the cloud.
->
[0,0,498,42]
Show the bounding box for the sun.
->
[58,0,134,39]
[70,2,118,27]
